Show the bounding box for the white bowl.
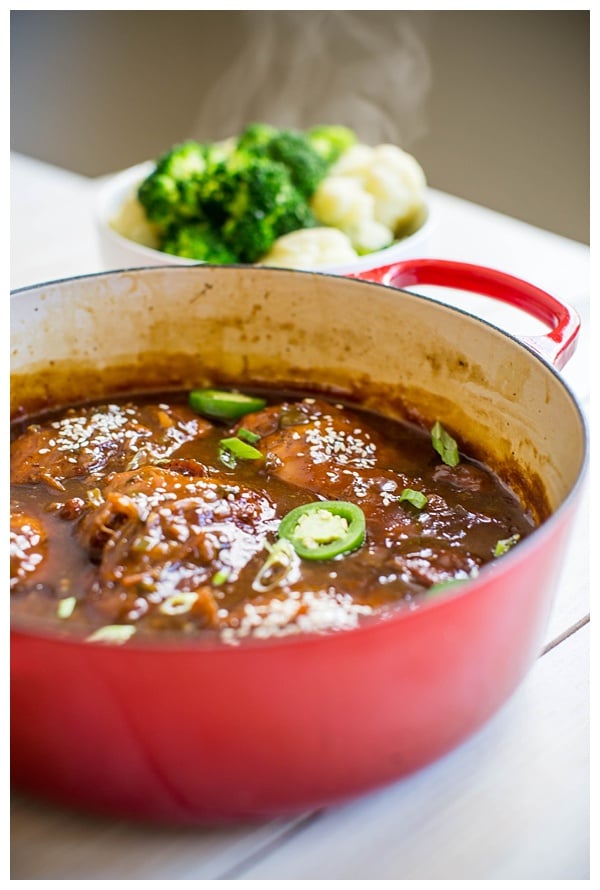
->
[95,161,436,275]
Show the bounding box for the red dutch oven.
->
[10,259,587,823]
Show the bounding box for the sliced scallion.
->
[57,596,76,619]
[398,488,428,510]
[237,427,261,444]
[219,436,263,468]
[159,593,198,616]
[427,578,467,597]
[86,625,136,645]
[212,567,231,586]
[493,533,521,557]
[431,421,460,467]
[252,539,300,592]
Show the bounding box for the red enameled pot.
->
[10,259,587,823]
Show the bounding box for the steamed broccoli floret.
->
[220,157,315,262]
[226,157,297,217]
[236,123,278,156]
[138,140,223,226]
[134,128,340,263]
[155,140,210,180]
[161,221,238,263]
[307,125,358,165]
[236,125,330,198]
[221,214,276,266]
[262,129,329,198]
[274,199,317,238]
[193,160,239,228]
[137,173,182,227]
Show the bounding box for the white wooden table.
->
[10,153,590,880]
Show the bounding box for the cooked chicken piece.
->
[239,398,403,496]
[77,464,279,628]
[393,543,481,589]
[10,402,212,487]
[10,511,47,587]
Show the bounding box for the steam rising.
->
[192,11,432,148]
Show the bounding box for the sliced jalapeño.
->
[189,388,266,421]
[278,500,366,561]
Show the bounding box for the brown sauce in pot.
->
[10,390,536,645]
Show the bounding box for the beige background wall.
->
[10,10,589,243]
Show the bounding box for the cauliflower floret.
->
[259,227,359,269]
[362,144,427,233]
[310,173,394,254]
[345,219,394,254]
[311,175,376,231]
[110,189,162,249]
[313,143,427,247]
[329,143,376,177]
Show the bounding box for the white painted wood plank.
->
[9,801,310,881]
[543,478,589,646]
[10,155,103,290]
[229,624,589,881]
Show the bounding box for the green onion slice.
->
[493,533,521,557]
[237,427,261,444]
[278,500,366,561]
[431,421,460,467]
[252,539,300,592]
[57,596,77,619]
[398,488,428,509]
[189,388,267,420]
[219,436,263,467]
[86,625,136,645]
[427,578,467,597]
[159,593,198,616]
[212,567,231,586]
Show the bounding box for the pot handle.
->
[351,258,580,370]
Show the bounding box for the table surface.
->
[9,153,590,881]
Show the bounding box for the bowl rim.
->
[94,159,437,274]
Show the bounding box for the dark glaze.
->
[10,391,536,645]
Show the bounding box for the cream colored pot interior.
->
[11,266,585,520]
